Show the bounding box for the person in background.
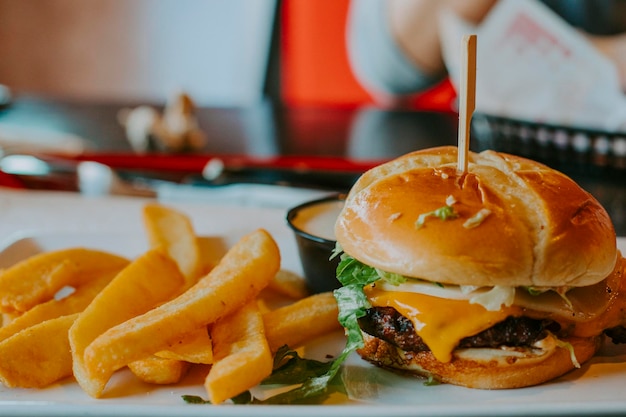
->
[347,0,626,106]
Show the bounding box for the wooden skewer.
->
[457,34,477,175]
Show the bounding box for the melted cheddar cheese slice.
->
[366,287,521,362]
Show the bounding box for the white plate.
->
[0,190,625,417]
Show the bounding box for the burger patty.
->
[358,306,560,352]
[604,326,626,344]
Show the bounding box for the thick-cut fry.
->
[128,356,191,385]
[0,313,78,388]
[2,312,19,326]
[141,204,210,382]
[156,326,213,364]
[0,248,129,314]
[82,229,280,396]
[263,291,341,352]
[69,248,185,398]
[196,236,226,274]
[205,300,272,404]
[267,269,309,299]
[0,259,75,313]
[0,267,122,343]
[143,203,202,286]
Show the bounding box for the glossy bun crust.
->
[358,332,602,389]
[335,146,617,287]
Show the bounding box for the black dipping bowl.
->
[286,194,346,294]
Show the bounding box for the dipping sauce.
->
[286,194,346,293]
[289,199,345,241]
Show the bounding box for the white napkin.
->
[0,123,86,156]
[154,182,332,209]
[440,0,626,132]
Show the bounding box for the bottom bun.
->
[357,332,602,389]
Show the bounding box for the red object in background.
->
[279,0,456,112]
[280,0,373,108]
[0,171,26,189]
[406,79,457,113]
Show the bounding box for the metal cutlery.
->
[0,154,357,208]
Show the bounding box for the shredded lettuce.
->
[468,285,515,311]
[330,242,343,260]
[525,286,575,309]
[549,333,580,368]
[462,208,492,229]
[524,286,545,296]
[423,373,441,386]
[375,269,406,285]
[415,205,458,228]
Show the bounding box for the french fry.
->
[130,327,213,384]
[2,312,19,326]
[139,204,212,383]
[82,229,280,396]
[263,291,341,353]
[267,269,309,299]
[0,202,344,401]
[127,356,191,385]
[0,267,123,343]
[205,300,272,404]
[143,203,202,286]
[69,248,185,398]
[196,236,227,274]
[155,326,213,364]
[0,248,129,314]
[0,313,79,388]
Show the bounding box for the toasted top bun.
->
[335,146,617,287]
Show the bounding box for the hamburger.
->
[333,146,625,389]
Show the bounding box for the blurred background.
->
[0,0,452,108]
[0,0,624,233]
[0,0,279,106]
[0,0,457,159]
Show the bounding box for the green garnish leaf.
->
[231,391,255,404]
[336,253,381,286]
[262,345,334,385]
[181,395,211,404]
[182,254,388,405]
[259,256,377,404]
[423,374,441,386]
[525,286,545,296]
[182,391,253,405]
[376,269,406,285]
[415,205,458,228]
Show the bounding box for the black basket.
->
[470,113,626,235]
[471,113,626,173]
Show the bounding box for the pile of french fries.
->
[0,203,341,404]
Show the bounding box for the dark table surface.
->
[1,95,625,235]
